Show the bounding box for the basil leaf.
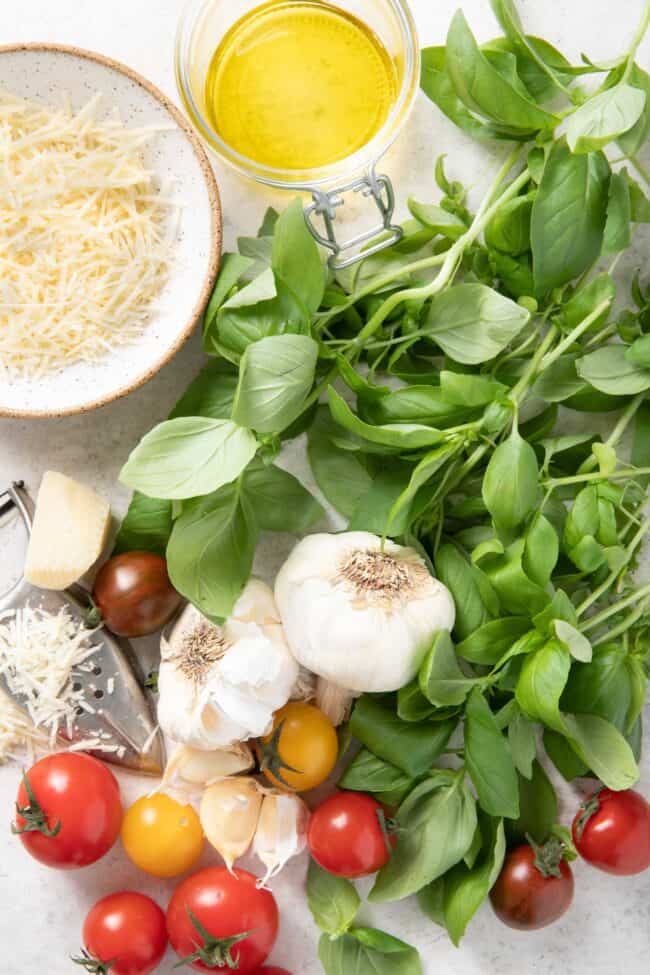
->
[562,713,639,790]
[523,513,558,586]
[307,860,359,937]
[603,171,632,254]
[439,370,508,407]
[272,198,325,315]
[515,639,571,732]
[397,681,437,722]
[387,443,460,535]
[350,696,455,777]
[456,617,532,665]
[445,11,556,131]
[363,386,467,427]
[308,409,373,518]
[561,643,631,729]
[566,84,646,153]
[482,427,539,529]
[506,759,558,844]
[618,63,650,154]
[203,253,255,341]
[442,814,506,946]
[577,345,650,395]
[167,484,257,620]
[531,141,610,293]
[241,461,323,533]
[553,620,593,663]
[544,728,589,781]
[417,877,446,928]
[340,749,413,795]
[484,194,533,256]
[232,334,318,433]
[120,417,258,500]
[508,708,537,778]
[407,199,466,239]
[464,689,520,819]
[370,771,478,902]
[436,544,499,640]
[328,388,445,449]
[425,283,530,364]
[627,169,650,222]
[217,272,309,359]
[113,492,173,557]
[169,363,238,420]
[626,334,650,368]
[319,929,423,975]
[419,631,478,707]
[558,273,615,336]
[348,468,412,536]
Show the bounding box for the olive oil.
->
[204,0,398,171]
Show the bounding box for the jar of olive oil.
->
[176,0,420,267]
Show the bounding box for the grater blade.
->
[0,482,165,775]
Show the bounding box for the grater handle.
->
[303,164,403,270]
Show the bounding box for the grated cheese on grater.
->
[0,91,176,379]
[0,604,99,756]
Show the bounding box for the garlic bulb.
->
[200,776,263,871]
[158,578,298,749]
[161,742,255,794]
[275,531,455,698]
[253,789,310,885]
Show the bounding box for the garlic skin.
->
[161,742,255,795]
[158,578,298,750]
[253,789,310,885]
[275,531,456,694]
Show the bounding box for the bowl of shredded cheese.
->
[0,44,221,418]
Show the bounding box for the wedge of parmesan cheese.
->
[25,471,110,590]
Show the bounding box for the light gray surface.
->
[1,1,650,972]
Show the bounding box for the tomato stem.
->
[71,950,115,974]
[257,720,302,787]
[175,908,251,970]
[11,770,61,838]
[526,833,567,879]
[574,791,602,842]
[375,807,400,855]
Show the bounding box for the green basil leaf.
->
[328,388,445,449]
[506,759,558,844]
[533,356,585,403]
[120,417,258,500]
[203,253,255,344]
[626,334,650,368]
[232,334,318,433]
[558,273,615,334]
[531,141,610,293]
[241,460,323,533]
[307,860,360,937]
[419,631,479,707]
[445,11,556,131]
[167,483,258,620]
[602,171,632,253]
[562,713,639,790]
[484,194,533,256]
[217,272,309,358]
[618,64,650,155]
[544,728,589,780]
[417,877,446,928]
[456,617,532,665]
[348,467,412,536]
[307,409,373,518]
[442,814,506,946]
[439,370,508,407]
[523,513,558,585]
[397,681,437,722]
[566,84,646,153]
[508,708,537,779]
[515,639,571,732]
[340,749,414,795]
[319,929,423,975]
[482,427,539,529]
[363,386,467,427]
[465,689,520,819]
[425,283,530,365]
[386,443,460,534]
[407,198,466,238]
[272,198,325,315]
[576,345,650,395]
[169,363,238,421]
[370,771,478,902]
[625,657,647,734]
[627,169,650,222]
[553,620,593,663]
[561,643,631,729]
[113,492,173,557]
[435,544,498,640]
[349,696,455,778]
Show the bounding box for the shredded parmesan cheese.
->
[0,603,99,751]
[0,91,176,379]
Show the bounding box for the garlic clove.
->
[200,776,263,871]
[252,789,310,885]
[161,743,255,794]
[315,677,357,727]
[231,577,281,625]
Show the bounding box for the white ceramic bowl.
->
[0,44,222,418]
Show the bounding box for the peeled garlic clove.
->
[161,743,255,793]
[200,776,263,870]
[252,789,310,884]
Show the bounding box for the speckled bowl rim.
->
[0,42,222,420]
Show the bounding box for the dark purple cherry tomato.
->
[490,839,574,930]
[93,551,181,637]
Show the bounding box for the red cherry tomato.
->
[13,753,122,869]
[572,788,650,875]
[490,841,574,930]
[92,551,181,637]
[308,791,395,878]
[166,867,278,973]
[77,891,167,975]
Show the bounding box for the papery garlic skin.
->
[275,531,456,693]
[158,578,298,749]
[253,789,310,885]
[161,742,255,795]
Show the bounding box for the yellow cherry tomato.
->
[121,793,203,878]
[257,701,338,792]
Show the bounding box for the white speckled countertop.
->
[1,1,649,972]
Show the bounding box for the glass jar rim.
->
[175,0,420,189]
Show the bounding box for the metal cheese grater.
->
[0,481,165,775]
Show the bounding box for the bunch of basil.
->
[117,0,650,965]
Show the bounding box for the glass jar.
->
[175,0,420,267]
